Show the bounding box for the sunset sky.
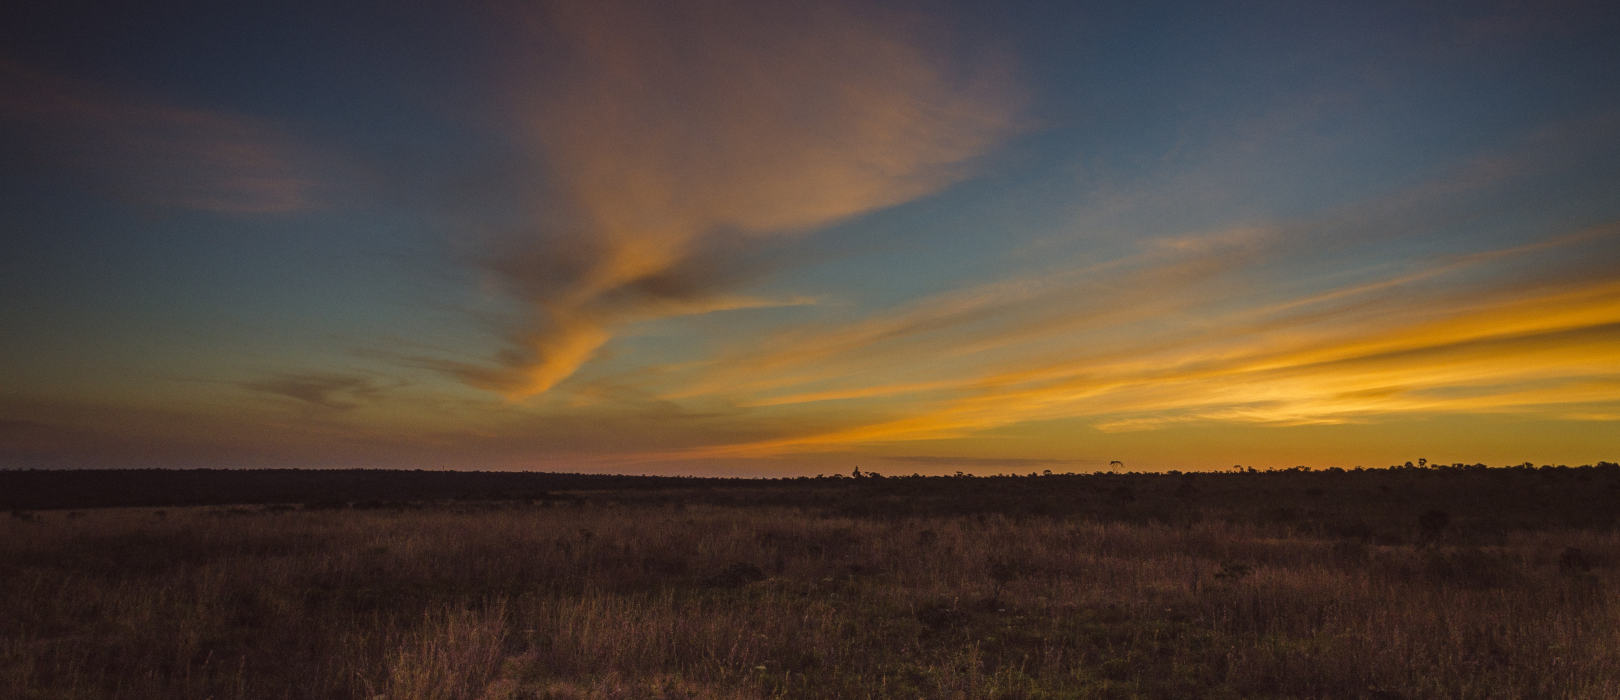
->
[3,1,1617,474]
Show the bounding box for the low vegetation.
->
[2,464,1617,698]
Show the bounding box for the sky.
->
[2,0,1618,474]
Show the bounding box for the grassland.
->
[3,465,1618,698]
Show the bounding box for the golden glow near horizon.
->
[1,1,1617,473]
[641,230,1620,463]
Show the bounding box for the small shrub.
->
[915,600,965,632]
[1558,547,1593,574]
[1422,547,1517,589]
[986,558,1028,604]
[1330,540,1369,566]
[1263,507,1301,524]
[1418,509,1450,541]
[1324,518,1374,541]
[1214,561,1253,583]
[704,562,766,588]
[639,555,689,577]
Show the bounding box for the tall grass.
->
[2,501,1616,698]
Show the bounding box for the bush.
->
[705,562,766,588]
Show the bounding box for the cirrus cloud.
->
[442,0,1025,398]
[0,59,325,214]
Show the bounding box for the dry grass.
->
[3,499,1617,698]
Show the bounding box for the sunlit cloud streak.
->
[665,225,1276,401]
[0,60,322,213]
[654,123,1620,415]
[441,1,1023,399]
[644,219,1620,460]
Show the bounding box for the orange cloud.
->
[449,1,1024,398]
[664,223,1274,402]
[643,222,1620,460]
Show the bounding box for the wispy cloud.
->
[437,1,1024,398]
[0,59,324,213]
[641,219,1620,460]
[240,372,389,412]
[665,223,1276,402]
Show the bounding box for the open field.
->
[3,465,1618,698]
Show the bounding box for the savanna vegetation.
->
[3,463,1618,698]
